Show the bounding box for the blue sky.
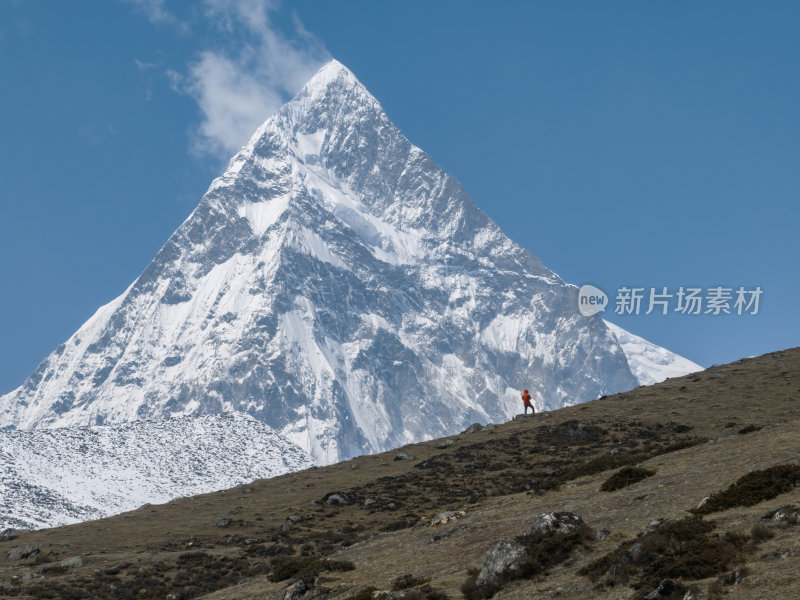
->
[1,1,798,394]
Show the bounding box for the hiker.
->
[521,389,534,415]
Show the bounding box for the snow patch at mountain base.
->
[0,413,315,531]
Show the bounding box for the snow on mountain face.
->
[0,413,314,531]
[604,321,703,386]
[0,59,640,464]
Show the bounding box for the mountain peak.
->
[297,58,363,100]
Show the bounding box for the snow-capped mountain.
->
[0,413,314,531]
[0,59,695,464]
[604,320,703,386]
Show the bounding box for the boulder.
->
[7,544,39,561]
[476,541,526,587]
[524,512,584,535]
[216,519,231,528]
[60,556,83,569]
[596,529,611,541]
[324,493,349,506]
[436,439,455,449]
[644,579,684,599]
[282,579,307,600]
[0,529,25,542]
[394,452,414,461]
[429,510,465,527]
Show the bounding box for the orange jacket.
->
[521,390,532,405]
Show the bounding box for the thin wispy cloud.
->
[131,0,329,160]
[125,0,178,26]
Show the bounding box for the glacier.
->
[0,59,699,465]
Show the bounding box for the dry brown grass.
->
[1,347,798,600]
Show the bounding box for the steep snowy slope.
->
[0,413,314,531]
[0,60,643,464]
[604,320,703,385]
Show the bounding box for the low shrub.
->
[600,466,656,491]
[692,464,800,514]
[268,556,355,582]
[392,573,430,590]
[738,424,762,435]
[580,516,753,590]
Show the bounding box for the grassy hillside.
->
[1,347,798,600]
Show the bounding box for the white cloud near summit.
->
[171,0,329,159]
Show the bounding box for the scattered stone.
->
[395,452,414,461]
[363,498,377,509]
[644,579,684,599]
[280,522,294,533]
[242,488,253,494]
[429,510,465,527]
[462,423,484,434]
[7,544,39,561]
[709,373,723,379]
[476,541,526,587]
[524,512,584,535]
[60,556,83,569]
[244,538,261,545]
[282,579,307,600]
[387,502,398,510]
[216,519,231,528]
[324,493,349,506]
[229,509,240,515]
[763,505,800,526]
[640,518,665,535]
[596,529,611,541]
[483,424,496,432]
[288,514,303,523]
[436,439,455,449]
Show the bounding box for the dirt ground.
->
[1,347,798,600]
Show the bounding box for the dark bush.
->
[601,466,656,491]
[692,464,800,514]
[392,573,430,590]
[738,424,762,435]
[580,517,753,590]
[268,556,355,582]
